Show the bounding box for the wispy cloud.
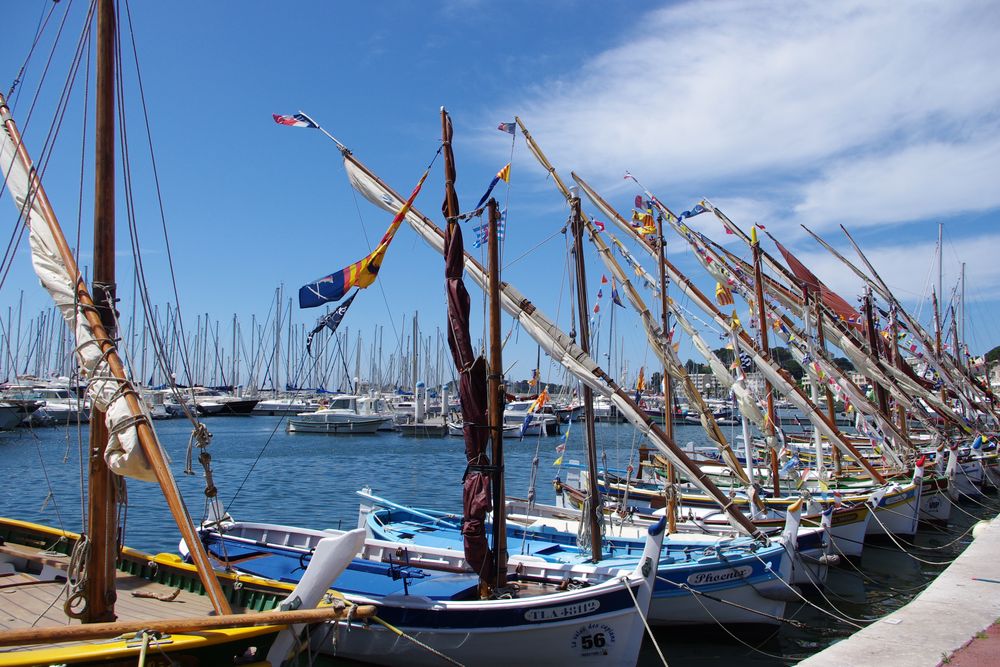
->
[495,0,1000,242]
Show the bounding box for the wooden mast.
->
[84,0,119,623]
[814,297,843,475]
[570,194,604,562]
[749,227,781,496]
[0,2,234,618]
[486,198,508,590]
[655,209,676,533]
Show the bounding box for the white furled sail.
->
[1,106,155,481]
[343,155,762,537]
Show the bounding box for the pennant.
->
[272,112,319,129]
[676,203,708,221]
[611,280,624,308]
[715,281,734,306]
[594,219,606,232]
[528,368,539,387]
[593,303,600,314]
[597,288,604,299]
[497,121,516,135]
[530,387,550,413]
[305,291,357,356]
[474,163,512,210]
[601,275,609,284]
[299,165,431,308]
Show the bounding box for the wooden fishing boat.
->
[0,4,368,662]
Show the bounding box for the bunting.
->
[553,418,571,466]
[715,281,734,306]
[299,162,434,308]
[474,163,512,210]
[305,292,357,356]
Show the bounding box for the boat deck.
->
[0,540,233,654]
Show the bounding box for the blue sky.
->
[2,0,999,389]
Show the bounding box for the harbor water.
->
[2,416,997,665]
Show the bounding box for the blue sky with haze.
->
[2,0,998,388]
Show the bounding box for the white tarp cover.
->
[1,122,155,481]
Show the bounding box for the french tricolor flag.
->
[272,112,318,129]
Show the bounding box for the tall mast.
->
[84,0,119,623]
[655,209,676,533]
[570,194,603,562]
[814,298,843,475]
[486,198,508,589]
[749,227,781,496]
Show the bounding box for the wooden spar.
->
[655,209,677,533]
[0,605,376,648]
[814,297,843,475]
[570,195,604,562]
[0,61,232,621]
[507,126,749,483]
[815,224,993,427]
[572,172,870,480]
[335,146,764,538]
[750,228,782,497]
[713,242,922,433]
[486,198,508,589]
[862,288,892,418]
[85,0,118,624]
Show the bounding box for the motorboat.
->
[287,395,389,434]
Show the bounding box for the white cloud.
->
[492,0,1000,314]
[778,231,1000,310]
[794,137,1000,228]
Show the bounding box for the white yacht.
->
[286,395,388,434]
[503,399,560,436]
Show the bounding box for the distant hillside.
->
[987,346,1000,364]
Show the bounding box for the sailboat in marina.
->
[0,3,368,664]
[185,109,666,666]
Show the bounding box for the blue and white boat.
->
[356,492,801,628]
[184,515,666,666]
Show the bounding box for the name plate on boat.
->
[687,566,752,586]
[524,599,600,622]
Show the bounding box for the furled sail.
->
[1,102,154,480]
[342,154,763,537]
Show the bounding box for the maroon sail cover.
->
[772,237,861,326]
[442,114,493,582]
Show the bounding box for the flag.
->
[601,275,609,284]
[518,412,534,439]
[553,419,571,465]
[498,121,516,135]
[594,219,606,232]
[528,368,539,387]
[471,215,506,248]
[530,387,550,413]
[474,163,512,210]
[597,288,604,299]
[611,278,624,307]
[676,203,708,221]
[305,292,357,356]
[299,164,432,308]
[739,349,754,371]
[272,112,319,129]
[593,303,600,314]
[715,281,734,306]
[635,367,645,403]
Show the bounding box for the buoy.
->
[972,520,992,539]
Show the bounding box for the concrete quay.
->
[798,516,1000,667]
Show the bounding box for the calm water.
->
[2,416,997,665]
